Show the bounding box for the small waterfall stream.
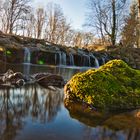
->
[24,47,31,64]
[23,47,31,76]
[58,51,67,65]
[89,53,100,68]
[69,53,74,66]
[56,51,101,67]
[62,52,67,65]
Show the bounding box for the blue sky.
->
[33,0,87,30]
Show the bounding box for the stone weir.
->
[0,32,109,67]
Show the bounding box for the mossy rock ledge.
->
[64,59,140,110]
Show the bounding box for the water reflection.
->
[4,63,90,81]
[1,63,140,140]
[0,84,63,140]
[82,126,140,140]
[65,100,140,140]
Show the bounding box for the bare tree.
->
[35,7,46,39]
[0,0,31,34]
[64,29,75,46]
[44,3,70,44]
[137,0,140,47]
[57,18,71,45]
[138,0,140,16]
[86,0,128,46]
[82,32,95,47]
[26,12,36,37]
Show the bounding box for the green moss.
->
[37,60,45,65]
[64,60,140,110]
[6,50,12,55]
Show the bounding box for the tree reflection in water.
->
[82,126,140,140]
[1,84,140,140]
[0,84,64,140]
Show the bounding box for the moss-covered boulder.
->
[64,59,140,110]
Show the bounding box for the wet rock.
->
[0,70,65,88]
[34,73,65,88]
[2,69,25,87]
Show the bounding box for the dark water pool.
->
[0,63,140,140]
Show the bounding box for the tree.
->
[138,0,140,16]
[137,0,140,47]
[44,3,70,44]
[121,2,139,47]
[82,32,95,47]
[26,12,36,37]
[86,0,128,46]
[0,0,31,34]
[57,18,71,45]
[35,7,46,39]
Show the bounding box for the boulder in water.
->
[2,69,25,87]
[34,73,65,88]
[64,60,140,110]
[0,70,65,88]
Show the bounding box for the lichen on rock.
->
[64,59,140,110]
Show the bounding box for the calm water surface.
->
[0,63,140,140]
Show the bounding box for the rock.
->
[0,76,4,84]
[2,69,14,82]
[34,73,65,88]
[2,70,25,87]
[15,79,25,87]
[8,72,25,86]
[0,70,65,88]
[0,69,27,87]
[64,60,140,110]
[107,47,140,69]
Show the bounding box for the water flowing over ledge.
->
[3,46,109,68]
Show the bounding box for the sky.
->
[33,0,87,30]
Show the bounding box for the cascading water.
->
[58,51,62,65]
[69,53,74,66]
[24,47,31,64]
[102,57,105,64]
[62,52,67,65]
[89,53,100,68]
[22,47,106,68]
[23,47,31,76]
[83,54,90,66]
[58,51,67,65]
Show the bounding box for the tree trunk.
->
[138,0,140,47]
[111,0,116,46]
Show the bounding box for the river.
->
[0,63,140,140]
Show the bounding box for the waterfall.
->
[62,52,66,65]
[90,53,100,68]
[83,54,90,66]
[58,51,67,65]
[58,51,62,65]
[102,57,105,64]
[24,47,31,64]
[23,47,31,76]
[84,54,91,66]
[69,53,74,66]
